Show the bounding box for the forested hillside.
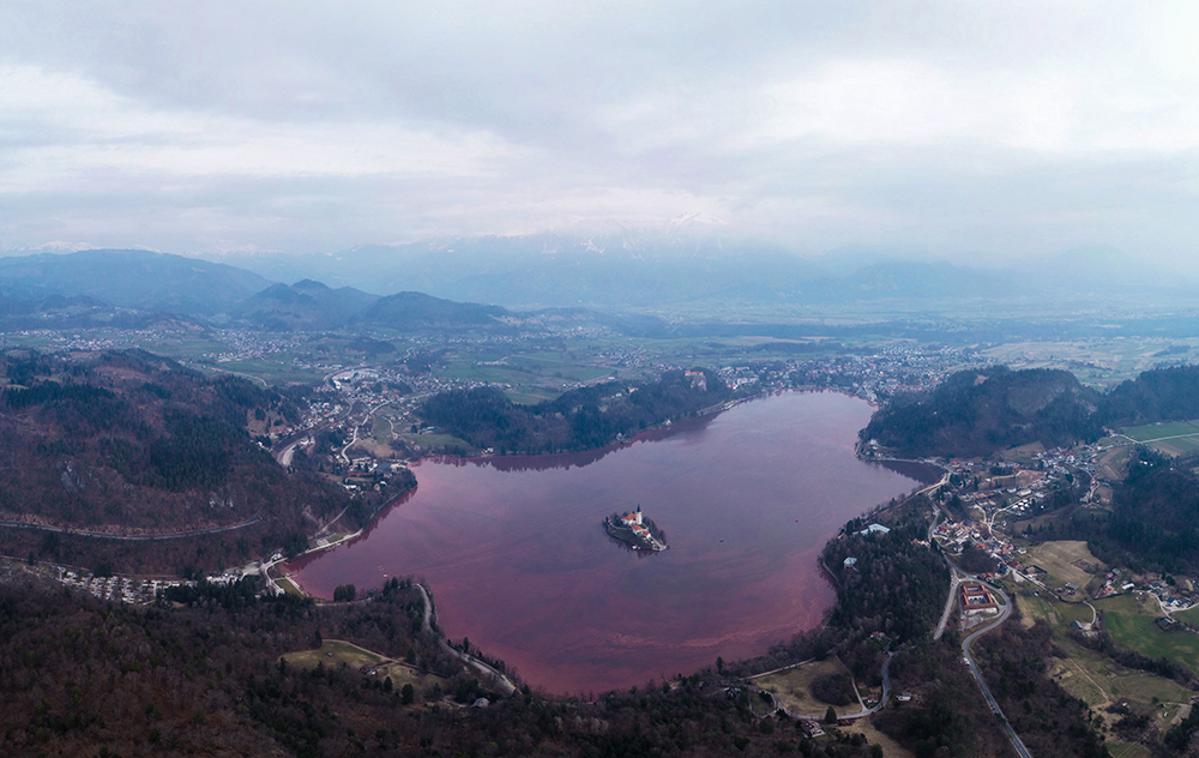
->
[234,279,380,330]
[1099,364,1199,425]
[865,363,1199,459]
[821,506,950,651]
[0,350,349,573]
[0,566,884,757]
[420,369,731,454]
[1044,448,1199,574]
[862,367,1102,458]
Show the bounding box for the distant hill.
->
[355,290,511,329]
[0,249,271,315]
[234,279,379,330]
[1099,365,1199,426]
[862,367,1104,458]
[236,284,515,331]
[0,249,522,330]
[420,368,730,454]
[0,349,349,572]
[0,292,191,329]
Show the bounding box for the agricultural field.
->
[1095,442,1135,483]
[1118,419,1199,457]
[207,356,326,385]
[1149,436,1199,457]
[981,338,1199,388]
[281,639,390,671]
[1097,594,1199,670]
[439,351,616,400]
[1119,419,1199,443]
[1015,589,1195,742]
[749,657,858,718]
[1024,540,1106,593]
[1014,588,1093,632]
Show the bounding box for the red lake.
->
[290,391,929,694]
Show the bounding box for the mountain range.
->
[209,233,1198,309]
[0,240,1195,332]
[0,250,516,332]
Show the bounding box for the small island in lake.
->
[603,506,668,552]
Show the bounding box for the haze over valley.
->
[3,3,1199,757]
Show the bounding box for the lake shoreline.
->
[289,391,929,695]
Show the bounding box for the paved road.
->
[930,502,1030,757]
[416,583,517,696]
[0,515,263,541]
[961,585,1033,758]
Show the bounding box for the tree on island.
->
[825,706,838,724]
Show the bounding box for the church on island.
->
[604,506,668,552]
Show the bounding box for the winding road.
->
[415,583,517,696]
[960,584,1033,758]
[928,489,1031,757]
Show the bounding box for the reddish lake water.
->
[291,392,928,694]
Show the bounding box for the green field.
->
[1016,589,1195,738]
[1120,419,1199,443]
[368,411,394,444]
[1107,740,1151,758]
[1118,419,1199,457]
[399,431,473,452]
[1151,436,1199,457]
[1173,605,1199,627]
[749,657,861,718]
[275,575,305,597]
[281,639,389,671]
[207,357,325,385]
[1015,589,1093,632]
[377,661,447,694]
[1097,594,1199,670]
[440,351,615,397]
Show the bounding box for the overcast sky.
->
[0,1,1196,264]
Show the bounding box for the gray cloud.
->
[0,1,1196,265]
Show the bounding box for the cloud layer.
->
[1,1,1197,263]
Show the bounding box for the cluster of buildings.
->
[208,329,307,366]
[933,520,1014,569]
[1093,567,1135,599]
[926,438,1199,625]
[732,343,977,405]
[56,569,191,605]
[619,508,653,540]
